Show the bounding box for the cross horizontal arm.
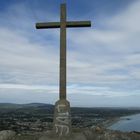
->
[36,21,91,29]
[36,22,60,29]
[67,21,91,28]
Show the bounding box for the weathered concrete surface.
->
[53,99,71,137]
[0,130,16,140]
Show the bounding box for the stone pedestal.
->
[53,99,72,137]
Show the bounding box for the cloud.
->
[0,83,139,107]
[108,0,140,32]
[0,0,140,106]
[0,26,60,85]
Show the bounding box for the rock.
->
[83,128,140,140]
[39,131,86,140]
[95,126,103,133]
[0,130,16,140]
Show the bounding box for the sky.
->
[0,0,140,107]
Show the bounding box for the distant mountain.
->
[0,103,53,109]
[22,103,53,108]
[0,103,22,109]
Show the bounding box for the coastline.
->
[103,117,120,128]
[107,113,140,132]
[104,113,140,129]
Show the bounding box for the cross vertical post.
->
[60,4,67,100]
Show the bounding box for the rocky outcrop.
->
[27,128,140,140]
[0,128,140,140]
[83,127,140,140]
[0,130,16,140]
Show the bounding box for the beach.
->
[108,114,140,132]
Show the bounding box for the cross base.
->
[53,99,72,137]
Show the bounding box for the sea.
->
[109,114,140,132]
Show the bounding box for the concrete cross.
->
[36,3,91,137]
[36,3,91,100]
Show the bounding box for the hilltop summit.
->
[1,127,140,140]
